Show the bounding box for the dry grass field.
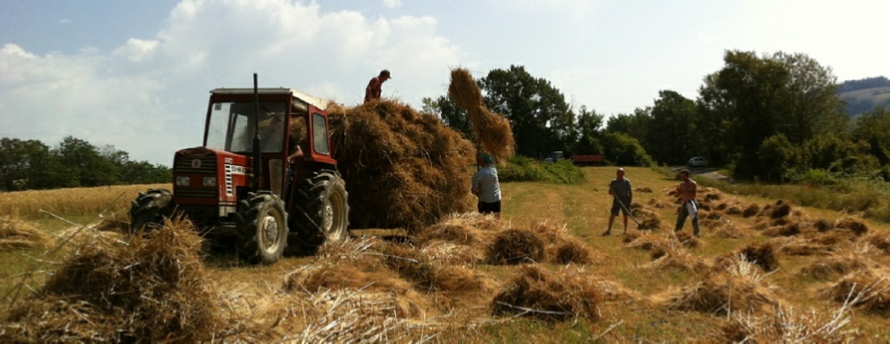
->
[2,167,890,342]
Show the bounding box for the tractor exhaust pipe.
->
[252,73,263,188]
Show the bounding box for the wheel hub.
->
[261,214,279,251]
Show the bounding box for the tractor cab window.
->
[206,101,287,153]
[312,112,329,155]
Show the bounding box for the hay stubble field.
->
[2,167,890,342]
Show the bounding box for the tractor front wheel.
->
[288,171,349,255]
[235,191,288,265]
[129,189,174,234]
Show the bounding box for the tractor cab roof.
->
[210,87,331,111]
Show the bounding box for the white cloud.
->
[383,0,402,8]
[0,0,461,165]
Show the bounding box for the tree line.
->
[0,136,171,191]
[425,50,890,184]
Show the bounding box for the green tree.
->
[758,134,797,182]
[647,90,699,165]
[601,132,652,167]
[605,108,652,146]
[851,107,890,165]
[573,106,605,155]
[55,136,119,187]
[121,161,171,184]
[479,65,577,158]
[0,138,54,190]
[699,50,847,180]
[696,74,734,166]
[424,95,472,140]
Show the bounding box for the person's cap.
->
[380,69,391,78]
[480,153,494,165]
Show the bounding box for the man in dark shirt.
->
[603,168,633,236]
[364,69,391,103]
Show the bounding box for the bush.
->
[601,132,653,167]
[498,156,585,184]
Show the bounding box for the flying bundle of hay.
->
[448,68,515,162]
[328,101,476,233]
[0,215,52,251]
[0,219,219,343]
[492,265,601,321]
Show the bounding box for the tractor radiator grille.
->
[174,188,217,199]
[174,155,217,174]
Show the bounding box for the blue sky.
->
[1,0,888,165]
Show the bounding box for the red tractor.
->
[130,75,349,264]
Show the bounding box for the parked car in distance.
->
[688,156,707,167]
[544,151,565,163]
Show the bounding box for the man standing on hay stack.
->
[364,69,391,103]
[604,168,633,236]
[675,169,701,237]
[472,153,501,219]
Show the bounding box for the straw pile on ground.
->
[824,267,890,315]
[487,229,545,265]
[714,243,779,272]
[719,304,856,343]
[328,100,476,233]
[663,255,780,316]
[0,219,219,343]
[448,68,515,162]
[0,215,52,251]
[799,243,880,280]
[492,265,601,321]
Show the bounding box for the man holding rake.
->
[603,168,633,236]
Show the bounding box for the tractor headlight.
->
[176,176,190,186]
[203,176,217,187]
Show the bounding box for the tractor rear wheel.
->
[288,171,349,255]
[129,189,174,234]
[235,191,288,265]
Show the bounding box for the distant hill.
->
[838,76,890,116]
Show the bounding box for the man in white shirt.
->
[472,153,501,219]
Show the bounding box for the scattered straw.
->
[0,215,53,251]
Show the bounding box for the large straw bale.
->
[328,101,476,233]
[0,219,219,343]
[492,265,602,321]
[448,68,515,162]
